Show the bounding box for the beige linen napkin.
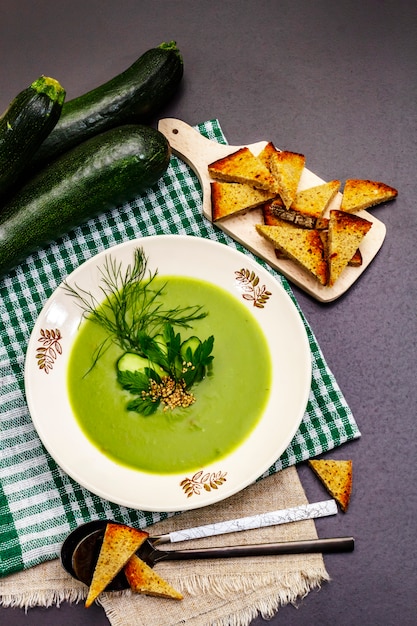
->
[0,467,329,625]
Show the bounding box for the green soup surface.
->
[67,276,272,474]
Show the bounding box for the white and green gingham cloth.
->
[0,120,360,578]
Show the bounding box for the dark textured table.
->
[1,1,416,624]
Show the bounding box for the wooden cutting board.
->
[158,118,386,302]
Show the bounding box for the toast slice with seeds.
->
[340,179,398,213]
[308,459,352,512]
[268,180,340,220]
[262,203,362,269]
[327,210,372,286]
[125,553,183,600]
[211,181,277,221]
[262,201,329,229]
[290,180,340,218]
[208,147,278,191]
[256,222,328,285]
[319,228,363,268]
[268,150,305,209]
[85,523,149,608]
[257,141,279,172]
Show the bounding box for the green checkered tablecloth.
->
[0,120,360,578]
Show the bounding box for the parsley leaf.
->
[117,323,215,415]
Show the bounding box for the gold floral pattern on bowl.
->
[35,328,63,374]
[180,470,227,498]
[235,268,272,308]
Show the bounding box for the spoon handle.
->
[150,536,354,564]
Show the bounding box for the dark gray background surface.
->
[1,1,416,624]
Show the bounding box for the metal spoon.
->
[61,520,354,590]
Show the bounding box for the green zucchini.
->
[0,76,65,196]
[28,41,183,171]
[0,124,170,278]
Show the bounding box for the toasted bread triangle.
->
[269,150,305,209]
[327,210,372,286]
[262,207,363,268]
[211,181,277,221]
[125,553,183,600]
[208,147,277,191]
[85,523,149,608]
[291,180,340,218]
[266,180,340,219]
[341,179,398,213]
[308,459,352,512]
[256,223,328,285]
[257,141,280,171]
[262,201,328,230]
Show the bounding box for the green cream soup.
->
[67,276,272,474]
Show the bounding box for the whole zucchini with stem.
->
[0,124,171,278]
[27,41,183,172]
[0,76,65,196]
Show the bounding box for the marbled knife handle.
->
[155,499,337,544]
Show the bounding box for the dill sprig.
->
[64,247,207,357]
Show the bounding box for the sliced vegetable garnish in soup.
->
[66,252,272,474]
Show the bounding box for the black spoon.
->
[61,520,354,590]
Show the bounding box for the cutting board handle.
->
[157,118,267,219]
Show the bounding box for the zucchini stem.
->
[31,76,66,106]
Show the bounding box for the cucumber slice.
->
[153,334,168,356]
[180,336,201,361]
[117,352,165,378]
